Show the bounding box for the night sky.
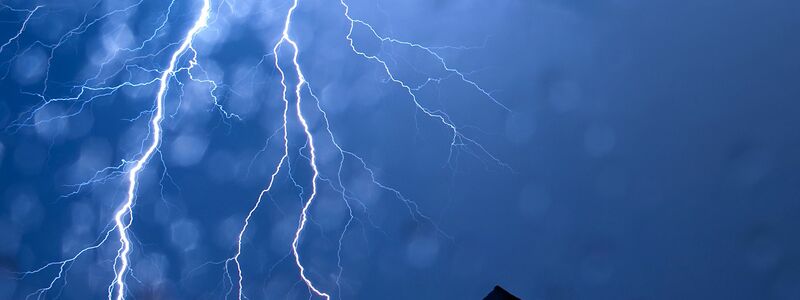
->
[1,0,799,299]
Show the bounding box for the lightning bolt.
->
[108,1,211,299]
[0,4,43,55]
[224,0,509,299]
[273,1,332,298]
[8,0,510,298]
[11,1,213,299]
[225,0,331,298]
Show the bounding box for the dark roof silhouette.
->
[483,285,521,300]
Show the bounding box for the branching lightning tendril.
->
[3,0,510,298]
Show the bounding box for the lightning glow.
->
[0,5,43,55]
[108,1,210,299]
[5,0,510,298]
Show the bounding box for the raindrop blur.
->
[169,134,210,167]
[406,235,440,269]
[170,219,201,252]
[584,124,616,157]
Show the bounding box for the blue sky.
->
[1,0,799,299]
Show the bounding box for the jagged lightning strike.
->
[0,4,43,55]
[224,0,331,298]
[109,1,210,299]
[10,1,214,299]
[224,0,510,299]
[6,0,509,299]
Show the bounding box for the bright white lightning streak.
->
[0,5,43,55]
[275,0,331,298]
[227,131,289,299]
[10,0,509,297]
[226,0,510,298]
[228,0,331,298]
[229,0,339,298]
[108,0,210,299]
